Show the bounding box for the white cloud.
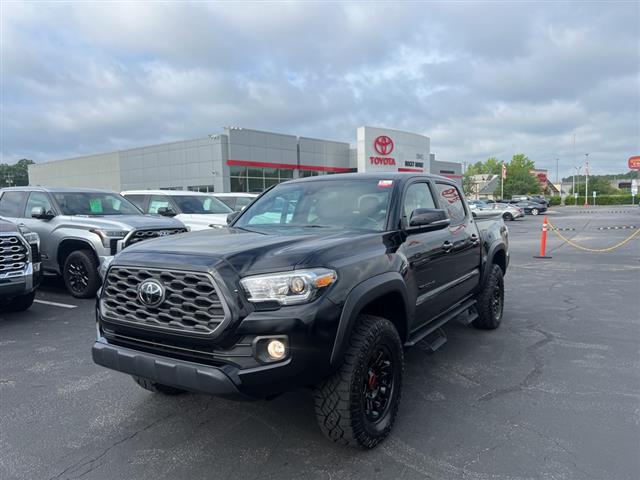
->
[1,1,638,178]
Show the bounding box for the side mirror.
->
[408,208,451,230]
[157,207,176,217]
[31,206,54,220]
[472,211,478,218]
[227,211,241,225]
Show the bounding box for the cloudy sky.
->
[2,1,639,178]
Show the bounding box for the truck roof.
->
[285,172,456,184]
[1,186,117,194]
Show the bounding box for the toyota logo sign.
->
[374,136,394,155]
[137,279,165,308]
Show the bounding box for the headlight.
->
[240,268,337,305]
[90,229,130,248]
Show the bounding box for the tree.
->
[502,154,539,198]
[466,156,502,176]
[0,159,34,187]
[462,172,477,197]
[570,176,620,196]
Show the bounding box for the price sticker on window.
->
[377,180,393,188]
[89,198,103,213]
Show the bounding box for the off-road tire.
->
[3,291,36,312]
[314,315,403,449]
[473,264,504,330]
[132,375,186,395]
[63,249,100,298]
[503,212,513,221]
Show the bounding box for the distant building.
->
[28,126,462,193]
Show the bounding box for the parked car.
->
[212,193,258,211]
[0,218,42,311]
[121,190,234,231]
[514,200,547,215]
[0,187,187,298]
[472,203,524,221]
[510,195,549,207]
[92,172,509,448]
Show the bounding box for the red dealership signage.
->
[628,156,640,170]
[369,156,396,166]
[374,136,394,155]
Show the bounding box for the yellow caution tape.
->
[547,221,640,253]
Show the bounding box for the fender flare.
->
[329,272,410,367]
[56,237,100,268]
[481,243,507,286]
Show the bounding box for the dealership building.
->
[28,126,461,193]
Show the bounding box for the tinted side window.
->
[436,183,466,225]
[403,183,436,221]
[147,195,172,214]
[0,191,27,217]
[125,195,146,211]
[25,192,54,216]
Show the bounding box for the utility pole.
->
[573,165,581,206]
[584,153,589,207]
[556,158,559,185]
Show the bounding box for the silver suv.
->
[0,187,187,298]
[0,218,42,311]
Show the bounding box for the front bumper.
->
[94,295,343,398]
[92,339,241,397]
[0,262,41,298]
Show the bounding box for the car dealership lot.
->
[1,206,638,480]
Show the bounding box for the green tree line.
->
[0,159,34,187]
[463,154,540,198]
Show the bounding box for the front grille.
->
[0,236,28,274]
[101,266,228,336]
[125,228,187,247]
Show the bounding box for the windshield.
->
[53,192,142,216]
[235,179,393,231]
[172,195,232,214]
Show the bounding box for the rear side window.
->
[0,191,27,217]
[436,183,466,225]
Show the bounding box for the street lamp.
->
[573,165,581,206]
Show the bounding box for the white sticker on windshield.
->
[378,180,393,188]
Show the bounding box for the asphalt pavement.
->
[1,205,639,480]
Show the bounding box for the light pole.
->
[584,153,589,207]
[573,165,581,206]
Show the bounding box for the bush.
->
[548,196,561,206]
[567,195,635,205]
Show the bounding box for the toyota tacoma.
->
[92,173,509,448]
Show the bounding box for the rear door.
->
[434,182,481,302]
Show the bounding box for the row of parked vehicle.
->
[468,195,549,221]
[0,187,257,303]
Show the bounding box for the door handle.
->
[470,234,480,245]
[442,241,453,252]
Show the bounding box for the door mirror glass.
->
[227,211,241,225]
[31,206,54,219]
[408,208,450,230]
[156,206,176,217]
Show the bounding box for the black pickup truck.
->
[93,173,509,448]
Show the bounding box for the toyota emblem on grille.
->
[137,279,165,307]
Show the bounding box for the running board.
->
[405,298,477,347]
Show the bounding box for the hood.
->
[0,217,18,233]
[175,213,228,230]
[116,226,385,276]
[66,214,185,230]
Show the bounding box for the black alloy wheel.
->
[63,250,100,298]
[363,345,395,425]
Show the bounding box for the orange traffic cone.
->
[533,216,552,259]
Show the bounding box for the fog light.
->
[267,339,286,360]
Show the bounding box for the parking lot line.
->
[34,299,78,309]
